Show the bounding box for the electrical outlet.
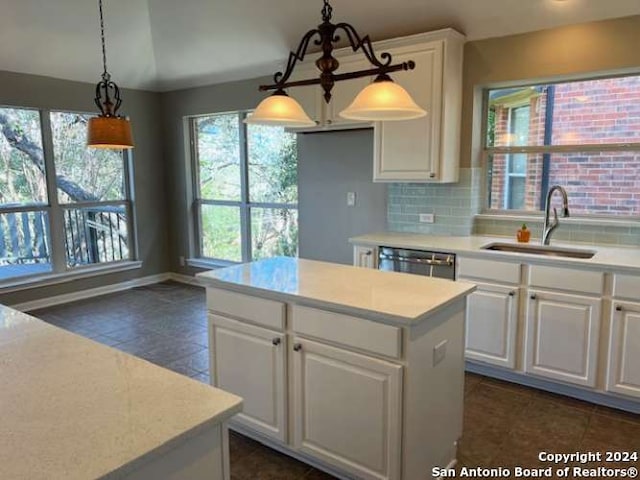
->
[179,256,185,267]
[347,192,356,207]
[419,213,435,223]
[433,339,448,366]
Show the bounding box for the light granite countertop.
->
[0,305,242,480]
[197,257,475,325]
[350,232,640,273]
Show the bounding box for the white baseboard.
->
[11,273,172,312]
[168,272,204,287]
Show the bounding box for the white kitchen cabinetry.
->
[203,275,471,480]
[292,337,402,480]
[525,290,601,388]
[373,31,464,183]
[458,257,521,370]
[353,245,378,268]
[464,283,519,369]
[607,274,640,399]
[210,315,287,442]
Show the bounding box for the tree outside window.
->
[191,112,298,263]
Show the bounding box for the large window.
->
[0,106,135,282]
[485,75,640,216]
[191,112,298,263]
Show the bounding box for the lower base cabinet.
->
[607,302,640,399]
[210,315,287,442]
[463,282,518,369]
[525,290,601,388]
[291,337,402,480]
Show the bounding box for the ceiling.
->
[1,0,639,92]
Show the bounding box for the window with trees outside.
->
[485,74,640,216]
[191,112,298,263]
[0,107,135,283]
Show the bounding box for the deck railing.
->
[0,206,129,269]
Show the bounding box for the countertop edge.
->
[101,396,243,480]
[349,233,640,274]
[197,275,476,326]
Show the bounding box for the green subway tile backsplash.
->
[388,167,640,246]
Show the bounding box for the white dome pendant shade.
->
[339,75,427,121]
[244,90,316,127]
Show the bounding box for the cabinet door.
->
[288,65,322,127]
[524,290,601,387]
[464,282,518,369]
[326,57,372,127]
[373,42,443,182]
[210,315,287,442]
[292,338,402,480]
[607,302,640,398]
[353,245,377,268]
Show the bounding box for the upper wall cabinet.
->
[287,30,465,182]
[372,30,465,183]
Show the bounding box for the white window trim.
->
[0,260,143,294]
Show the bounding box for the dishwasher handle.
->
[379,253,454,267]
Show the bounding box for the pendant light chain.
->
[321,0,333,22]
[98,0,110,82]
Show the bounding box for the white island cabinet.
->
[0,305,242,480]
[198,257,475,480]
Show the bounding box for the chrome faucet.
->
[542,185,570,245]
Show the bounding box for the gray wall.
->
[159,77,271,276]
[298,129,387,265]
[0,70,168,305]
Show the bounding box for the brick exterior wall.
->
[489,76,640,215]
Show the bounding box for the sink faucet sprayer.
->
[542,185,570,246]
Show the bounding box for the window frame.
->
[0,104,137,285]
[189,111,298,265]
[481,72,640,219]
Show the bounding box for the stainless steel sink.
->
[481,243,596,259]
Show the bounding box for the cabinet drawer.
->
[612,274,640,300]
[292,305,402,359]
[457,257,520,284]
[207,288,285,331]
[528,265,603,295]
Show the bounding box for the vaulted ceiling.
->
[1,0,638,92]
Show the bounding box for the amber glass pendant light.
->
[248,0,425,127]
[87,0,134,149]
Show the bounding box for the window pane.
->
[200,204,242,261]
[488,151,640,215]
[551,77,640,145]
[247,124,298,204]
[0,210,52,280]
[195,114,241,201]
[251,208,298,260]
[487,76,640,147]
[487,87,547,147]
[50,112,125,204]
[63,205,130,268]
[0,107,48,206]
[507,177,526,210]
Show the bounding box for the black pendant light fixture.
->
[87,0,134,149]
[246,0,426,126]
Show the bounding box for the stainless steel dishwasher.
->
[378,246,456,280]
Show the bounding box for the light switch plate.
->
[433,339,448,366]
[419,213,435,223]
[347,192,356,207]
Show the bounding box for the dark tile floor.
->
[29,282,639,480]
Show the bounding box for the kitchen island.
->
[198,257,475,480]
[0,305,242,480]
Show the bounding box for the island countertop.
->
[0,305,242,480]
[197,257,475,325]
